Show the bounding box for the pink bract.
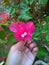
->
[9,21,35,41]
[0,12,9,20]
[0,28,3,31]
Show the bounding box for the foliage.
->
[46,16,49,22]
[38,0,48,5]
[0,0,49,64]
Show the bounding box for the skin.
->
[5,41,38,65]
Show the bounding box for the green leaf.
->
[33,28,42,42]
[1,25,13,35]
[25,0,34,5]
[33,30,41,37]
[45,33,49,42]
[7,34,16,44]
[0,31,6,39]
[38,0,48,5]
[46,16,49,22]
[29,0,34,5]
[37,47,47,59]
[18,12,32,21]
[4,6,15,16]
[4,6,11,13]
[33,37,41,42]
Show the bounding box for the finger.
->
[24,47,30,54]
[32,47,38,55]
[26,40,32,48]
[11,41,25,52]
[16,41,26,51]
[27,40,32,44]
[24,47,35,61]
[29,43,37,51]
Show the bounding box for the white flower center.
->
[21,32,27,38]
[21,34,24,37]
[24,32,27,36]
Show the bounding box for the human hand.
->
[5,41,38,65]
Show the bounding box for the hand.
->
[5,41,38,65]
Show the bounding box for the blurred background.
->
[0,0,49,65]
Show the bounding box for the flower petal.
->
[9,24,17,32]
[26,21,35,33]
[25,32,32,41]
[1,12,9,20]
[15,21,25,30]
[14,32,24,41]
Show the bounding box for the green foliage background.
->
[0,0,49,64]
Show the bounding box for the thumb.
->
[15,41,25,51]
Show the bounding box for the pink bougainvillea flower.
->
[0,12,9,20]
[0,27,3,31]
[9,21,35,41]
[0,12,10,24]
